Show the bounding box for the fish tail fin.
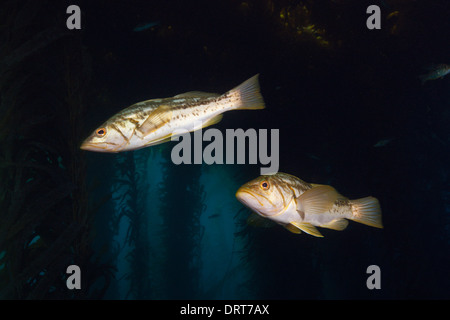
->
[228,74,265,110]
[349,196,383,229]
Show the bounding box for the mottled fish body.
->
[236,172,383,237]
[81,74,265,152]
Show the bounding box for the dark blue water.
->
[0,0,449,301]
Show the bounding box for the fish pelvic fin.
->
[228,74,265,110]
[349,196,383,229]
[290,221,324,237]
[284,223,302,234]
[143,133,173,147]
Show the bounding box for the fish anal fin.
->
[322,219,349,231]
[297,185,340,215]
[291,222,324,237]
[137,105,172,137]
[200,114,223,129]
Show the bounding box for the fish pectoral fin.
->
[284,223,302,234]
[174,91,219,98]
[137,105,173,137]
[322,219,349,231]
[297,185,340,215]
[290,222,324,237]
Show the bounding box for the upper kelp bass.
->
[81,74,265,152]
[236,172,383,237]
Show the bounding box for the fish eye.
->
[260,181,270,190]
[96,128,107,137]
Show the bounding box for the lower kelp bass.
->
[80,74,265,152]
[235,172,382,237]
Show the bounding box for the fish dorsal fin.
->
[247,212,276,228]
[137,105,173,137]
[297,185,340,215]
[284,223,302,234]
[290,222,324,237]
[310,184,347,199]
[174,91,219,99]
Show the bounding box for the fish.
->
[373,138,394,147]
[419,64,450,84]
[80,74,265,152]
[235,172,382,237]
[133,21,160,32]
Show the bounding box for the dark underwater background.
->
[0,0,449,300]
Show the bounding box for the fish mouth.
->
[80,141,92,151]
[236,187,265,208]
[80,141,116,153]
[80,141,99,151]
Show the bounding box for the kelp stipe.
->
[0,2,112,299]
[112,150,153,299]
[157,147,205,299]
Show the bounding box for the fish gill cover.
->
[0,0,449,302]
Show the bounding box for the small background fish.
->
[419,64,450,84]
[133,21,160,32]
[373,138,394,147]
